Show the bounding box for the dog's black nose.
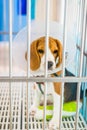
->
[48,61,53,69]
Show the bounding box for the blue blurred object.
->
[17,0,27,15]
[17,0,36,19]
[0,0,9,41]
[0,0,36,41]
[0,1,3,40]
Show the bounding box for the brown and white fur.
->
[25,36,82,129]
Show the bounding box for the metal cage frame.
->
[0,0,87,130]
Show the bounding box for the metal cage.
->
[0,0,87,130]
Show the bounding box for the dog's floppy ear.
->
[55,39,62,67]
[25,39,40,71]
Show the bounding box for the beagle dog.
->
[25,36,83,129]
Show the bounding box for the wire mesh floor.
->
[0,83,87,130]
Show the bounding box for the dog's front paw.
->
[29,105,37,116]
[49,117,59,130]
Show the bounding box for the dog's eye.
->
[53,50,58,54]
[38,49,44,54]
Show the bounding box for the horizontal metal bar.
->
[0,76,87,82]
[0,31,17,35]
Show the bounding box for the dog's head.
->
[25,36,62,71]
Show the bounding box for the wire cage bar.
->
[26,0,31,130]
[59,0,67,129]
[75,0,87,129]
[0,0,87,130]
[43,0,50,129]
[9,0,13,130]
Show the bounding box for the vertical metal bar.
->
[76,0,83,39]
[27,0,31,130]
[9,0,12,130]
[43,0,50,129]
[83,57,87,119]
[59,0,67,129]
[81,4,87,119]
[75,0,83,76]
[27,0,31,75]
[85,24,87,122]
[75,0,86,129]
[76,0,83,75]
[45,0,50,77]
[9,0,12,76]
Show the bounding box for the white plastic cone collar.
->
[13,21,76,76]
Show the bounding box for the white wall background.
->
[36,0,63,23]
[36,0,79,30]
